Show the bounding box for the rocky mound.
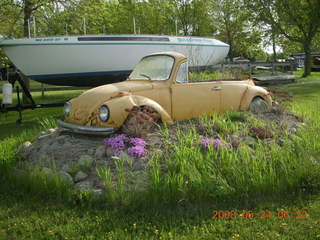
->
[17,93,305,194]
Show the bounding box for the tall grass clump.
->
[145,111,320,206]
[0,130,35,173]
[0,117,75,201]
[5,165,73,201]
[39,116,58,129]
[0,117,58,171]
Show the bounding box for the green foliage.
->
[39,116,57,129]
[1,181,320,240]
[189,70,247,82]
[226,111,249,122]
[5,165,73,200]
[0,86,83,140]
[245,0,320,76]
[210,0,265,60]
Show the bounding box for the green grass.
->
[0,71,320,239]
[189,70,248,82]
[0,90,84,139]
[1,183,320,240]
[0,79,71,89]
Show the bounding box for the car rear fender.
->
[239,86,272,110]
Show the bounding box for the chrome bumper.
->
[57,120,116,135]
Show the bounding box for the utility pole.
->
[27,19,31,38]
[175,19,178,36]
[133,17,136,34]
[83,17,87,35]
[33,16,36,37]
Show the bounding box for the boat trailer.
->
[0,68,65,124]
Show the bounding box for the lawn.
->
[0,90,84,139]
[0,71,320,239]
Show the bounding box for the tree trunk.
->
[272,30,277,62]
[22,0,33,103]
[303,44,311,77]
[228,41,233,62]
[23,0,33,38]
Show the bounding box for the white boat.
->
[0,35,229,86]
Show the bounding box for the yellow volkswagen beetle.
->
[58,51,272,135]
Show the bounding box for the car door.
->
[171,62,221,120]
[171,82,221,120]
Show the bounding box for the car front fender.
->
[104,95,173,128]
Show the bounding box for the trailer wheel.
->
[121,106,161,137]
[249,97,269,113]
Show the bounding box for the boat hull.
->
[0,35,229,86]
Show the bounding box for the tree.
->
[1,0,73,102]
[171,0,212,36]
[245,0,320,77]
[210,0,264,60]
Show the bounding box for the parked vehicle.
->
[58,51,272,135]
[0,35,229,86]
[311,56,320,71]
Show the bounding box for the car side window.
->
[176,62,188,84]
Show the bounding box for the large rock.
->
[18,141,33,159]
[58,171,74,184]
[95,145,106,159]
[74,171,88,182]
[92,189,103,195]
[106,148,115,158]
[48,128,56,134]
[75,180,92,190]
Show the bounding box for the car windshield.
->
[128,55,174,81]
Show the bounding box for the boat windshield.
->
[128,55,174,81]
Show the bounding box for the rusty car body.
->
[58,51,272,134]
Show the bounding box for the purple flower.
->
[213,137,221,148]
[127,145,146,158]
[130,137,147,147]
[200,138,212,149]
[104,134,128,149]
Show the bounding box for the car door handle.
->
[211,87,222,91]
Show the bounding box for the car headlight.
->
[99,105,109,122]
[64,102,71,116]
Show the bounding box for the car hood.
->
[67,80,153,125]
